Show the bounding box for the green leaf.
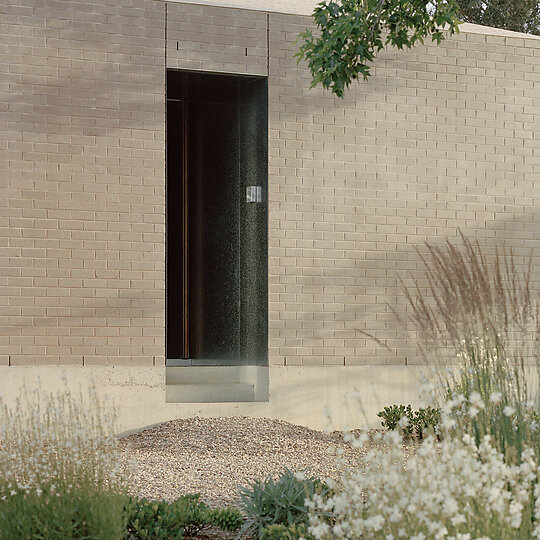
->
[297,0,461,96]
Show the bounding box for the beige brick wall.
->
[2,1,539,369]
[1,0,166,366]
[267,14,540,367]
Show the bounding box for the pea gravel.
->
[119,416,369,507]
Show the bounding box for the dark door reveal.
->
[166,70,268,367]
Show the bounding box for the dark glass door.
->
[189,101,241,362]
[166,70,268,366]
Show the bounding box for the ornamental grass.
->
[307,235,540,539]
[0,384,128,539]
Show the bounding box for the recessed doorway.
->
[166,70,268,367]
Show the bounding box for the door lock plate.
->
[246,186,262,203]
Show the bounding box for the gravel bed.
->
[119,416,368,508]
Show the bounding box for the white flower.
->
[508,501,523,528]
[469,391,484,409]
[309,522,330,537]
[294,471,306,481]
[491,391,502,405]
[503,406,515,417]
[451,514,466,526]
[389,507,403,523]
[443,497,458,516]
[442,416,457,430]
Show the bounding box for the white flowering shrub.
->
[318,236,540,538]
[0,385,128,539]
[307,428,540,539]
[438,337,539,464]
[307,334,540,539]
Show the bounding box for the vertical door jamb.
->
[182,91,190,359]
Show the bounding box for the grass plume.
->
[395,232,539,360]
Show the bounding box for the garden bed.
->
[119,417,413,538]
[119,416,368,507]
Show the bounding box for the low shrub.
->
[410,405,441,439]
[0,384,243,540]
[307,425,539,539]
[261,522,311,540]
[377,404,412,431]
[207,506,243,532]
[0,386,127,540]
[238,468,331,539]
[125,497,184,539]
[124,494,243,539]
[377,404,440,439]
[438,337,540,465]
[309,342,540,538]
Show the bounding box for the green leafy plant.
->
[410,406,441,439]
[297,0,461,97]
[124,493,243,539]
[238,468,332,539]
[0,386,128,540]
[378,404,440,439]
[377,404,412,431]
[207,506,243,533]
[124,497,184,540]
[125,494,197,539]
[261,522,312,540]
